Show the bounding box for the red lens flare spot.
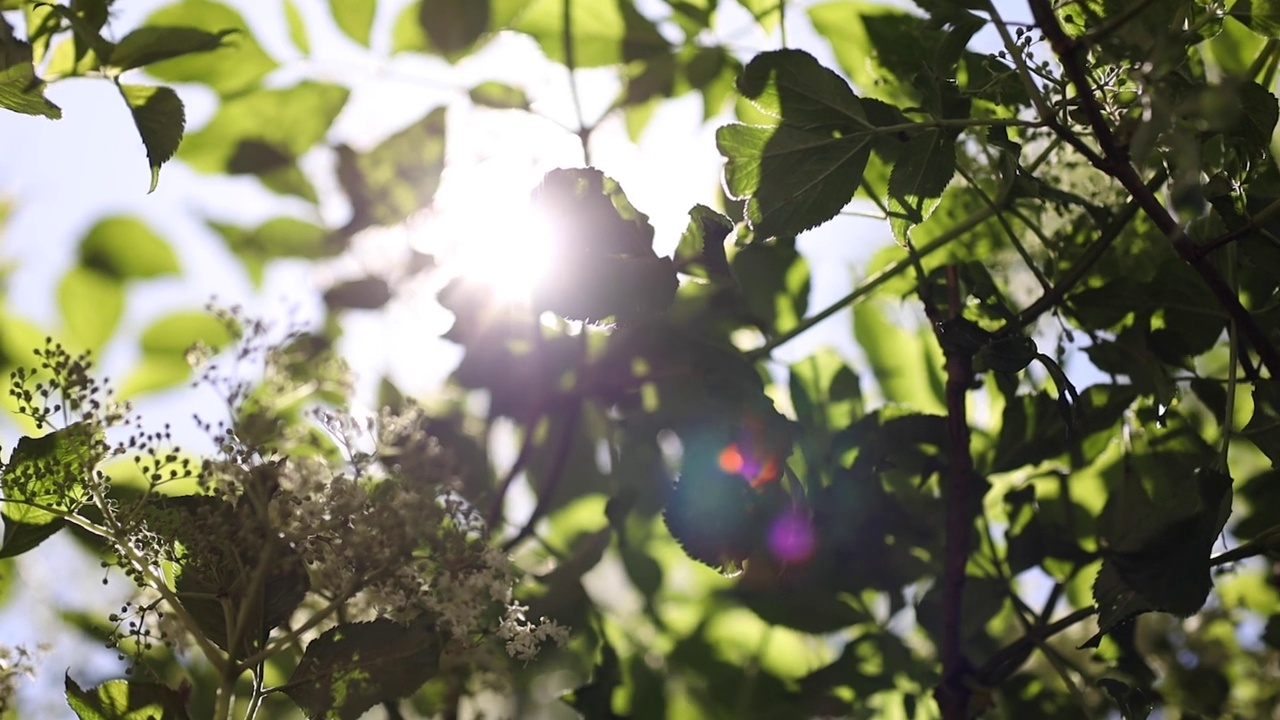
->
[718,444,746,474]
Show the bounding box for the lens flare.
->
[767,511,816,564]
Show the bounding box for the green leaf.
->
[142,0,276,96]
[736,49,868,129]
[731,239,810,332]
[65,675,191,720]
[512,0,670,67]
[1089,466,1232,646]
[43,37,103,79]
[118,310,234,397]
[283,0,310,54]
[78,216,180,280]
[2,423,101,555]
[675,204,733,278]
[284,618,442,720]
[718,123,871,238]
[179,81,349,196]
[853,301,945,413]
[58,266,124,351]
[1232,0,1280,37]
[468,81,530,109]
[328,0,376,46]
[117,84,185,192]
[887,129,956,225]
[108,26,233,72]
[335,107,446,231]
[1246,379,1280,466]
[0,39,61,118]
[209,216,337,285]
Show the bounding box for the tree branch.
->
[1029,0,1280,378]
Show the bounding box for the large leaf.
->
[65,676,191,720]
[117,84,185,192]
[142,0,276,96]
[329,0,376,46]
[284,618,442,720]
[718,123,871,238]
[78,216,180,280]
[736,49,869,130]
[335,107,446,231]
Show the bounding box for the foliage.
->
[1,0,1280,719]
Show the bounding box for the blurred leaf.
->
[117,84,185,192]
[323,277,393,311]
[731,238,810,332]
[118,310,234,397]
[65,675,191,720]
[468,81,530,109]
[180,81,348,197]
[284,618,441,720]
[78,216,180,280]
[853,301,946,413]
[1245,379,1280,466]
[208,217,337,286]
[336,107,446,231]
[417,0,489,57]
[142,0,276,96]
[512,0,670,67]
[329,0,376,46]
[283,0,309,54]
[58,266,124,351]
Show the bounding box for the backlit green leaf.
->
[78,216,180,280]
[108,26,232,72]
[117,84,185,192]
[0,39,60,118]
[853,301,946,413]
[512,0,670,67]
[718,123,871,238]
[283,0,310,54]
[58,267,123,352]
[736,49,867,129]
[335,106,446,230]
[65,675,191,720]
[468,81,530,109]
[142,0,276,96]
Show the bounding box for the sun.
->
[413,164,559,303]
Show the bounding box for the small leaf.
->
[328,0,377,46]
[468,81,530,109]
[1245,379,1280,466]
[65,675,191,720]
[511,0,670,67]
[284,618,442,720]
[323,277,393,311]
[118,310,234,397]
[418,0,489,56]
[283,0,310,54]
[78,216,180,280]
[117,84,185,192]
[108,26,233,72]
[1098,677,1154,720]
[887,129,957,224]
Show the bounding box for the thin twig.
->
[562,0,591,164]
[1192,195,1280,260]
[1030,0,1280,376]
[503,402,584,552]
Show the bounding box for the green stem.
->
[1221,242,1239,471]
[748,203,1004,360]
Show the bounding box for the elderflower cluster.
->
[0,645,38,715]
[496,603,571,662]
